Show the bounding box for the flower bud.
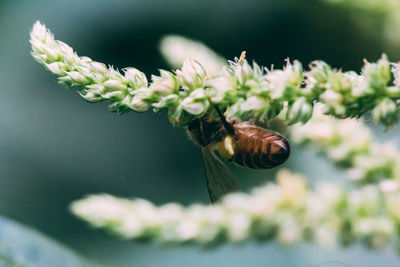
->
[372,98,399,127]
[79,91,102,102]
[363,55,391,93]
[89,62,108,74]
[67,71,88,84]
[386,194,400,221]
[233,61,253,84]
[385,86,400,98]
[40,44,60,61]
[176,59,206,88]
[309,61,331,83]
[241,96,266,111]
[31,21,49,42]
[153,94,179,109]
[58,41,79,66]
[328,72,352,94]
[124,68,148,88]
[104,79,127,90]
[101,91,124,101]
[181,96,208,115]
[150,70,178,95]
[45,62,66,75]
[189,88,206,100]
[85,84,106,95]
[130,95,150,112]
[206,76,237,103]
[392,62,400,87]
[267,60,303,100]
[343,72,372,97]
[225,212,251,242]
[320,89,345,115]
[286,97,313,124]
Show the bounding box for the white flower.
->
[70,194,130,227]
[379,180,399,192]
[345,72,372,97]
[150,70,178,95]
[316,182,342,206]
[45,62,66,75]
[89,62,108,74]
[372,97,399,126]
[181,96,208,115]
[30,21,60,62]
[392,62,400,87]
[320,89,342,107]
[353,217,393,249]
[348,186,380,216]
[266,60,302,99]
[277,169,308,205]
[277,214,302,245]
[58,41,79,65]
[67,71,87,84]
[241,96,266,111]
[104,79,127,90]
[327,144,351,161]
[286,97,313,124]
[314,224,337,247]
[130,96,150,112]
[226,212,251,242]
[206,76,236,102]
[338,119,371,149]
[31,21,50,42]
[347,168,365,181]
[233,61,253,84]
[124,68,148,88]
[118,214,144,238]
[176,219,200,241]
[176,59,206,88]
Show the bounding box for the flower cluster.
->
[31,21,400,127]
[291,105,400,187]
[71,169,400,250]
[31,21,400,252]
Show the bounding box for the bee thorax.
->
[187,117,227,147]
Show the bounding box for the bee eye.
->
[270,139,290,163]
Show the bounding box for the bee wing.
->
[200,147,238,204]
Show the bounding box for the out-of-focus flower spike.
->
[159,35,226,74]
[70,169,400,250]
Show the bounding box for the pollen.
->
[218,135,236,159]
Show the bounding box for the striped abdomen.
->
[233,124,290,169]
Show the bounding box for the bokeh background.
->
[1,0,400,266]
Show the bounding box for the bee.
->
[187,107,290,203]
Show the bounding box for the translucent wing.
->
[200,147,238,204]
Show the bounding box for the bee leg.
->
[215,106,235,135]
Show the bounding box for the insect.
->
[187,107,290,203]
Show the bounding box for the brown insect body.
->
[187,112,290,203]
[187,116,290,169]
[187,115,227,148]
[232,122,290,169]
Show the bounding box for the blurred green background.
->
[1,0,400,266]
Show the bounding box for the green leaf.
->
[0,215,99,267]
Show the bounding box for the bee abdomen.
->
[233,127,290,169]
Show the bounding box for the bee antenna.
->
[215,106,235,135]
